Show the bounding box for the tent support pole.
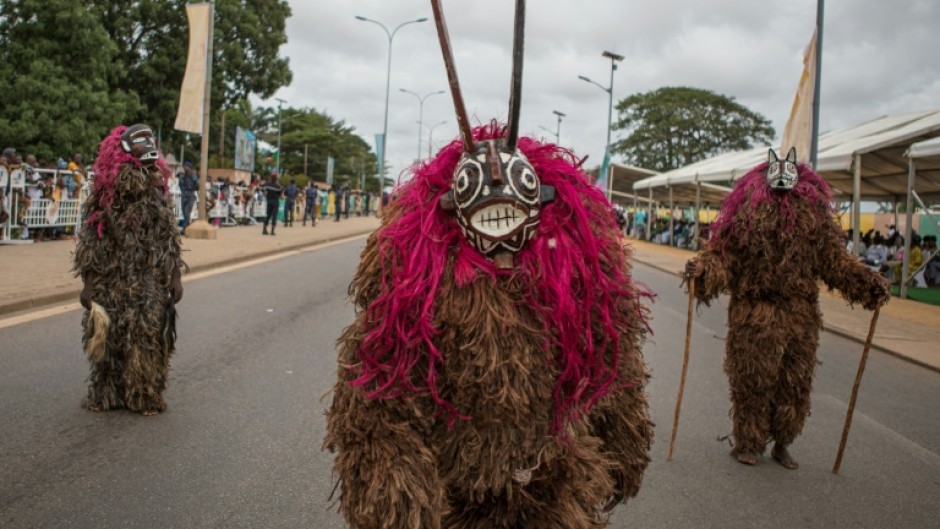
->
[900,158,915,299]
[852,153,862,256]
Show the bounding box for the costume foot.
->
[771,444,799,469]
[734,451,759,466]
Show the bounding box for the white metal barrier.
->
[2,166,277,242]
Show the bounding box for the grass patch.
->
[891,285,940,307]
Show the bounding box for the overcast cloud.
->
[259,0,940,179]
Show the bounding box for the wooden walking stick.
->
[667,276,695,461]
[832,306,881,474]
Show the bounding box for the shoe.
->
[262,229,268,235]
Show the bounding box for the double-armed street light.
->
[420,120,448,159]
[400,88,445,161]
[355,15,428,182]
[538,110,566,144]
[579,50,624,198]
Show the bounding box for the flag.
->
[780,30,817,163]
[374,133,384,174]
[595,147,611,198]
[174,3,212,134]
[326,156,335,185]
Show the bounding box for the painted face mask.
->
[434,0,553,267]
[766,147,798,191]
[447,140,554,257]
[121,124,159,165]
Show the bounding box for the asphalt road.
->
[1,238,937,528]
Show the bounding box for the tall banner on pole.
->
[174,3,212,134]
[374,133,384,177]
[780,31,817,163]
[326,156,335,185]
[595,147,611,199]
[234,126,257,172]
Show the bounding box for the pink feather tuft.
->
[351,121,652,430]
[87,125,171,238]
[709,162,833,253]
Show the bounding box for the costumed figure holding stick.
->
[684,147,888,469]
[325,1,653,527]
[74,124,184,416]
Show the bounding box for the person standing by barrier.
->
[303,181,319,226]
[261,172,282,235]
[66,153,87,198]
[334,186,343,222]
[178,162,198,235]
[283,178,298,227]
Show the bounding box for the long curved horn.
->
[431,0,474,152]
[506,0,526,150]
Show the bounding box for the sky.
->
[259,0,940,181]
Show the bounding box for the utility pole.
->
[218,108,225,167]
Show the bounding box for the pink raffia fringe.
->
[86,125,170,238]
[709,161,833,253]
[352,122,652,430]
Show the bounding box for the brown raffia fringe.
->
[73,164,183,414]
[692,194,888,457]
[325,200,653,528]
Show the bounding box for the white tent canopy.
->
[909,135,940,159]
[633,108,940,203]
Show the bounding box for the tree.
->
[612,86,775,172]
[256,106,378,190]
[91,0,293,154]
[0,0,140,162]
[0,0,292,163]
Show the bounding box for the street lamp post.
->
[275,97,287,177]
[579,50,624,199]
[400,88,445,161]
[552,110,566,145]
[420,120,448,158]
[538,110,566,144]
[355,15,428,183]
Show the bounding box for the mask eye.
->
[785,162,795,174]
[453,158,483,208]
[767,162,780,178]
[507,156,539,204]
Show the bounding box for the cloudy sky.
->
[259,0,940,179]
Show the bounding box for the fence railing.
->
[1,166,274,242]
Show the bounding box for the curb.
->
[631,256,940,375]
[0,228,375,318]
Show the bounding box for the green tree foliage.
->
[612,86,776,172]
[92,0,292,153]
[0,0,292,163]
[0,0,140,161]
[253,106,378,191]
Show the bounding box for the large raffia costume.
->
[73,124,184,416]
[325,2,653,528]
[686,148,888,467]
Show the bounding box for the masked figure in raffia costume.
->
[73,124,184,416]
[325,2,652,528]
[685,147,889,469]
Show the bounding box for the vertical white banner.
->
[326,156,335,185]
[780,31,817,162]
[174,3,211,134]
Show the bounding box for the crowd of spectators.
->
[1,146,88,241]
[848,225,940,287]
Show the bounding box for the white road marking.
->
[0,234,369,329]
